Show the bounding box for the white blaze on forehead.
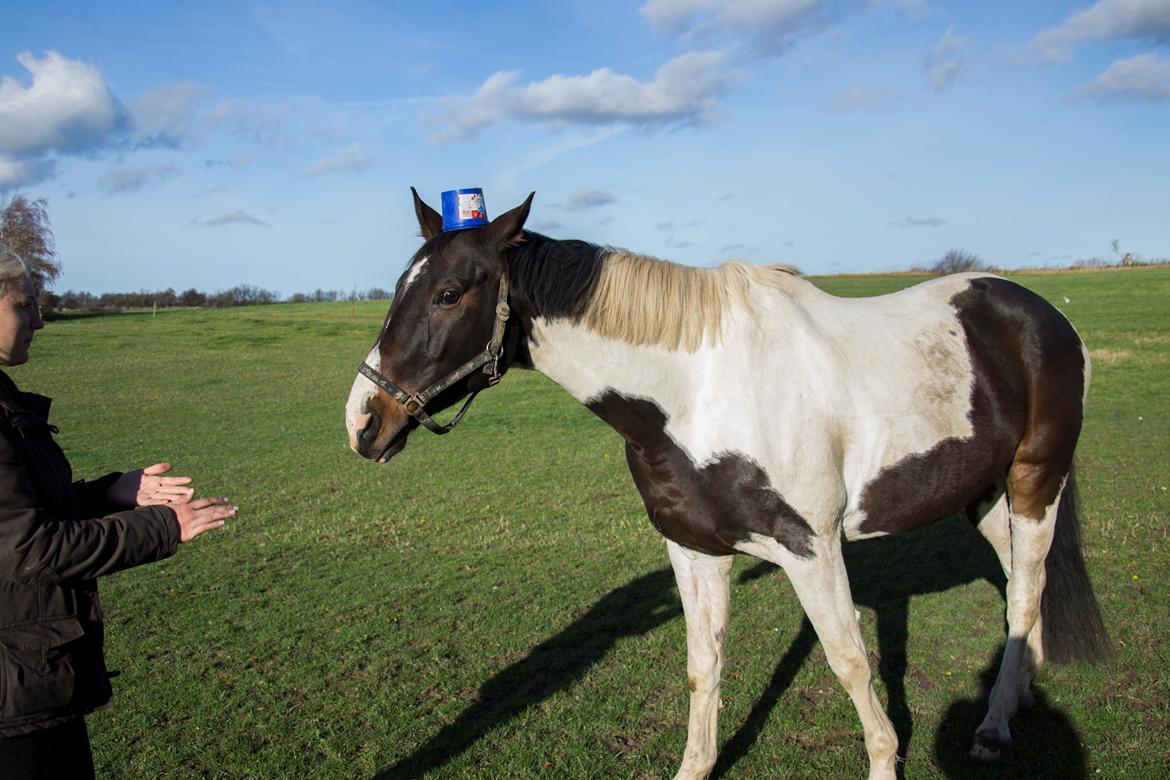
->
[345,345,381,449]
[403,255,429,292]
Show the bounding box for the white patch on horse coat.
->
[529,272,986,540]
[667,541,733,778]
[345,346,382,450]
[403,255,429,292]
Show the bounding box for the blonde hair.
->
[580,252,797,352]
[0,244,32,297]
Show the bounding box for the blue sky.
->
[2,1,1168,294]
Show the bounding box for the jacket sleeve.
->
[0,434,180,586]
[73,472,126,517]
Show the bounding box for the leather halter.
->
[358,274,510,436]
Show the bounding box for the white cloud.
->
[925,26,968,91]
[130,85,292,151]
[0,51,293,191]
[1084,52,1170,99]
[641,0,715,32]
[304,143,375,177]
[565,188,618,209]
[98,163,183,194]
[871,0,930,19]
[0,51,128,189]
[829,85,899,112]
[893,215,946,227]
[204,99,293,145]
[129,82,214,147]
[1027,0,1170,62]
[427,52,734,144]
[640,0,833,57]
[195,210,270,227]
[0,156,56,191]
[205,153,255,169]
[0,51,126,156]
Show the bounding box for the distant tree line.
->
[43,286,392,313]
[3,194,395,314]
[915,246,1167,275]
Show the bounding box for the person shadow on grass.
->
[374,516,1086,779]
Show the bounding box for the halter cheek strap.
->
[358,274,510,436]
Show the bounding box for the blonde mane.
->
[579,251,797,352]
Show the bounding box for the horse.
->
[345,190,1110,779]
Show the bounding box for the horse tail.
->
[1041,464,1112,663]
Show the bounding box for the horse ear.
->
[411,187,443,240]
[486,192,534,249]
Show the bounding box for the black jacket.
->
[0,370,179,737]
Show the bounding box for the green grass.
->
[12,267,1169,779]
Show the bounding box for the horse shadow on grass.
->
[372,568,682,779]
[374,516,1086,779]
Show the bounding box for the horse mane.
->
[583,252,798,352]
[506,232,607,322]
[505,232,797,352]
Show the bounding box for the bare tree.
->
[0,195,62,290]
[931,249,986,274]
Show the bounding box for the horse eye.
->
[438,288,461,306]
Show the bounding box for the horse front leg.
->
[740,532,899,780]
[667,540,735,780]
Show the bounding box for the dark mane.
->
[504,231,606,322]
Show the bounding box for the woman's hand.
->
[172,497,237,542]
[109,463,195,507]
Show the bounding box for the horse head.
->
[346,188,533,462]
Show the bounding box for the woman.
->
[0,245,236,778]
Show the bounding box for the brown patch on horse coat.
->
[587,392,815,558]
[858,277,1085,533]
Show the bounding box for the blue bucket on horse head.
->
[441,188,489,231]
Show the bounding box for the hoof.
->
[1017,687,1036,709]
[968,731,1011,763]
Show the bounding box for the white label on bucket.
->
[457,192,486,221]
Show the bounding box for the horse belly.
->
[843,432,1009,540]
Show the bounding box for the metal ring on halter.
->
[358,274,510,436]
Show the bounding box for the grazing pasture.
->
[17,267,1169,778]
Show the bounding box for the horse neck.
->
[504,232,604,315]
[503,235,704,407]
[502,231,605,369]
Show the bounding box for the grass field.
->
[13,266,1169,779]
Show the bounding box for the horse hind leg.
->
[969,483,1010,576]
[969,463,1067,761]
[666,540,735,780]
[743,533,898,780]
[969,485,1040,709]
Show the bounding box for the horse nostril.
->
[361,410,381,446]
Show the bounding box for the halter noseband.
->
[358,274,510,436]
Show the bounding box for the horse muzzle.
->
[346,377,415,463]
[351,407,413,462]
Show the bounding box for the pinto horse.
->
[345,191,1109,779]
